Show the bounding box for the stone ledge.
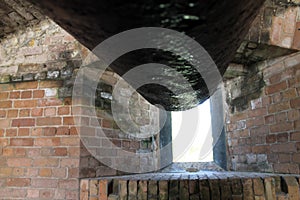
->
[80,172,300,199]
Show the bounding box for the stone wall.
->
[225,52,300,173]
[0,18,160,199]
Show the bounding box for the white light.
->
[172,99,213,162]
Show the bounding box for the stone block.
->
[148,181,158,200]
[179,180,189,200]
[137,180,147,200]
[282,176,299,200]
[128,181,137,200]
[158,180,168,200]
[264,177,276,200]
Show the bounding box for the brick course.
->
[80,172,300,200]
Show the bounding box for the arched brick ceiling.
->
[1,0,268,110]
[0,0,44,38]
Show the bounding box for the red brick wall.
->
[226,52,300,173]
[0,80,79,199]
[0,18,161,199]
[246,0,300,50]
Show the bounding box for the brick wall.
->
[0,80,79,199]
[226,52,300,173]
[0,18,160,199]
[246,0,300,50]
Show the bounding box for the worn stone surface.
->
[80,172,300,199]
[0,0,44,38]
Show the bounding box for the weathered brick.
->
[88,180,98,197]
[265,81,287,95]
[128,180,137,200]
[32,179,58,188]
[209,179,220,200]
[0,92,8,100]
[15,81,38,89]
[197,179,209,200]
[80,180,89,200]
[0,100,12,108]
[52,168,67,179]
[137,180,147,200]
[6,178,31,187]
[12,168,25,176]
[274,163,299,174]
[58,180,78,189]
[270,122,294,133]
[219,179,232,199]
[0,167,12,177]
[21,91,32,98]
[33,90,45,98]
[12,118,35,127]
[33,158,59,167]
[271,143,296,153]
[119,180,128,200]
[7,158,31,167]
[58,106,70,115]
[63,116,75,125]
[10,138,33,146]
[36,117,61,126]
[253,178,264,196]
[14,100,37,108]
[19,109,30,117]
[9,91,20,99]
[291,132,300,141]
[0,119,10,128]
[277,133,288,143]
[248,108,267,118]
[38,98,62,106]
[35,137,60,146]
[39,168,52,177]
[3,148,14,156]
[7,110,18,118]
[44,107,56,116]
[168,180,179,199]
[264,177,276,200]
[250,126,269,136]
[6,128,17,136]
[282,176,299,200]
[18,128,29,136]
[31,108,43,116]
[148,180,158,200]
[61,137,79,146]
[54,147,68,156]
[39,80,63,88]
[158,180,168,200]
[56,127,70,135]
[60,158,79,167]
[27,189,40,198]
[242,179,254,200]
[290,98,300,108]
[176,180,188,200]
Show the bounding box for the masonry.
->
[0,19,160,199]
[1,0,300,199]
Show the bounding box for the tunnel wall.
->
[0,18,159,199]
[225,52,300,174]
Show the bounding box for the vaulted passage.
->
[0,0,300,199]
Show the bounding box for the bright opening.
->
[171,99,213,162]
